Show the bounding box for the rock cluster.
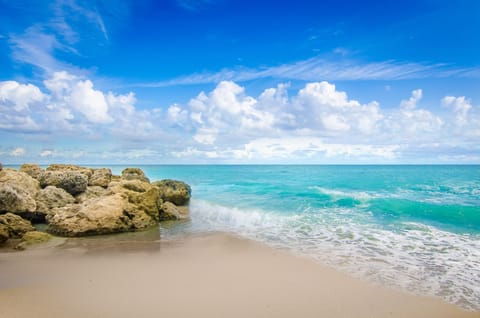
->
[0,164,191,243]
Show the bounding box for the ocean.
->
[110,164,480,311]
[10,164,480,310]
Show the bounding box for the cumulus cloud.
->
[0,81,46,111]
[166,82,479,162]
[0,71,167,143]
[1,73,479,163]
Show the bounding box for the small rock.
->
[152,179,191,206]
[46,164,94,178]
[15,231,52,250]
[0,213,35,238]
[121,168,150,183]
[89,168,112,188]
[159,201,190,221]
[0,184,37,214]
[40,171,88,195]
[35,186,76,218]
[0,169,40,199]
[19,163,44,180]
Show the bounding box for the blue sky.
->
[0,0,479,164]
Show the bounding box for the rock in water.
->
[89,168,112,188]
[40,171,88,195]
[152,179,191,206]
[121,168,150,183]
[159,201,190,221]
[19,163,44,180]
[0,213,35,238]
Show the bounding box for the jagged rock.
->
[109,179,162,221]
[46,193,156,236]
[0,169,40,197]
[0,224,9,243]
[121,168,150,183]
[0,213,35,238]
[15,231,52,250]
[75,186,109,203]
[19,163,44,180]
[39,171,88,195]
[46,164,94,178]
[35,186,75,218]
[0,184,37,214]
[152,179,191,206]
[0,170,39,215]
[159,201,190,221]
[88,168,112,187]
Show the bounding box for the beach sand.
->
[0,232,477,318]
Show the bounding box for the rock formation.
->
[0,164,191,242]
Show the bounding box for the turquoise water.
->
[124,164,480,310]
[11,164,480,309]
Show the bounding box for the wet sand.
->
[0,232,477,318]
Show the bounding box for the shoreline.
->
[0,231,477,318]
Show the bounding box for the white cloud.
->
[442,96,472,126]
[383,89,443,140]
[1,73,479,163]
[400,89,422,110]
[0,81,46,111]
[0,71,168,143]
[69,80,111,123]
[10,147,26,156]
[295,81,382,135]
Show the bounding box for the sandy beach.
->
[0,232,477,318]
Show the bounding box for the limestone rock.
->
[0,224,9,243]
[40,171,88,195]
[0,169,40,197]
[0,184,37,214]
[19,163,44,180]
[46,164,94,178]
[159,201,190,221]
[75,186,109,203]
[46,194,156,237]
[110,179,152,193]
[35,186,75,216]
[89,168,112,188]
[15,231,52,250]
[109,179,162,221]
[152,179,191,206]
[0,213,35,238]
[121,168,150,183]
[0,169,40,216]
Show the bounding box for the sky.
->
[0,0,479,164]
